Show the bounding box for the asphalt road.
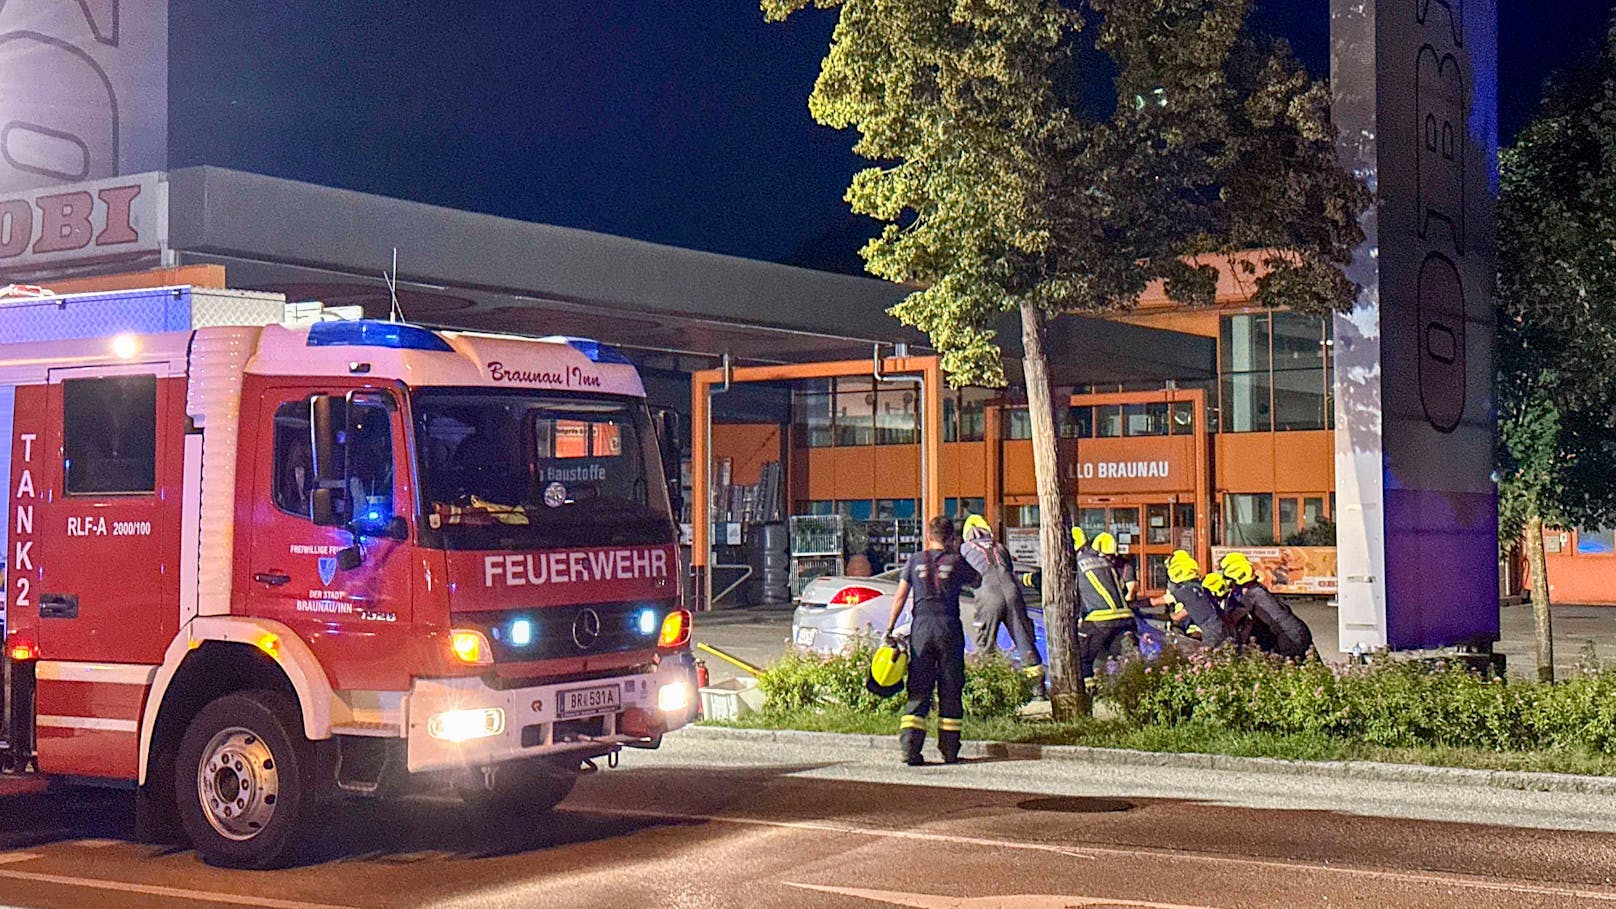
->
[4,733,1616,908]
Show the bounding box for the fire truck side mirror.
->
[655,409,683,519]
[309,395,348,527]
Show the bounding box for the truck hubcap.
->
[197,727,279,841]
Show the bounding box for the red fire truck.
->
[0,286,698,867]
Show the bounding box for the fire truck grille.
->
[457,602,666,663]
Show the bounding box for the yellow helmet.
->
[1092,532,1118,556]
[1071,526,1088,551]
[964,514,992,534]
[1219,551,1251,572]
[1202,571,1231,597]
[1225,560,1257,585]
[867,643,908,696]
[1168,558,1201,584]
[1169,549,1194,565]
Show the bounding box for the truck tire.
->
[461,757,578,817]
[174,690,314,869]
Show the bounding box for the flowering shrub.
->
[1100,647,1616,754]
[757,638,1037,720]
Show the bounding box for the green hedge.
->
[757,639,1037,720]
[1101,647,1616,754]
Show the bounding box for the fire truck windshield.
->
[413,388,675,550]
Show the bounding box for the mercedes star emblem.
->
[572,608,602,649]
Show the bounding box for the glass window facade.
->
[1220,312,1333,433]
[874,385,918,445]
[1578,527,1616,556]
[945,497,987,520]
[1224,493,1275,545]
[1005,408,1033,441]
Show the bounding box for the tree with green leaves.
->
[763,0,1364,718]
[1498,27,1616,682]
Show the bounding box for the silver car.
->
[791,570,1047,658]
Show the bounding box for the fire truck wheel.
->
[175,690,313,869]
[461,757,578,817]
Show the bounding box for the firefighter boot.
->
[939,718,963,764]
[900,716,926,765]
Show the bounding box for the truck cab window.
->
[273,395,395,528]
[272,401,315,517]
[345,397,396,530]
[63,375,157,495]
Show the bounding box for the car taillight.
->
[659,609,692,649]
[831,586,884,606]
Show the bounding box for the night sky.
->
[170,1,1616,275]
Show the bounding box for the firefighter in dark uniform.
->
[1223,553,1314,659]
[883,516,981,766]
[1150,551,1227,647]
[960,515,1044,681]
[1075,530,1138,681]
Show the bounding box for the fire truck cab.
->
[0,286,697,867]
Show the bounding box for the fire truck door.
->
[242,387,415,691]
[36,366,180,665]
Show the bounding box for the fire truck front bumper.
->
[404,655,699,774]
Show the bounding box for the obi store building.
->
[5,170,1602,605]
[704,253,1345,600]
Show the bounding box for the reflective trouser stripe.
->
[900,715,926,730]
[938,718,962,731]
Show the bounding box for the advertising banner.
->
[1213,546,1338,597]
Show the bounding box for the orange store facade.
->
[709,261,1347,597]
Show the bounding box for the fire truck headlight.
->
[427,707,505,743]
[509,619,533,647]
[658,680,692,714]
[637,608,657,636]
[111,334,138,359]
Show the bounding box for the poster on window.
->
[1212,546,1338,596]
[1006,527,1041,569]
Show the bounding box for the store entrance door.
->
[1081,501,1200,594]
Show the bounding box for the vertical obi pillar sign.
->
[1331,0,1499,653]
[0,1,169,193]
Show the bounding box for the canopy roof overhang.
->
[153,166,1213,385]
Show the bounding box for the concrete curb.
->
[683,724,1616,796]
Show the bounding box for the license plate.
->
[794,626,818,647]
[558,685,621,718]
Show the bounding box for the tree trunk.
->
[1525,514,1554,683]
[1019,301,1087,719]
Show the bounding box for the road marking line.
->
[585,806,1616,903]
[0,868,357,909]
[786,881,1218,909]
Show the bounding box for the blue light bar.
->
[541,336,632,365]
[307,320,453,352]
